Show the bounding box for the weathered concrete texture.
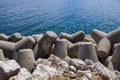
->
[83,35,96,44]
[59,31,85,43]
[107,28,120,45]
[91,29,107,44]
[104,56,112,67]
[64,39,73,49]
[53,39,68,59]
[0,60,21,80]
[108,44,120,71]
[32,34,43,43]
[15,36,36,51]
[97,38,111,58]
[0,40,15,58]
[78,42,98,62]
[8,33,22,42]
[34,31,57,59]
[17,49,35,72]
[0,34,8,41]
[68,42,81,58]
[0,49,5,61]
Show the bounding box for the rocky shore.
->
[0,28,120,80]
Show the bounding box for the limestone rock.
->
[33,64,59,79]
[0,60,21,80]
[69,59,86,70]
[9,68,31,80]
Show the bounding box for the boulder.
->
[94,62,118,80]
[0,60,20,80]
[9,68,31,80]
[32,64,59,79]
[69,58,86,70]
[69,66,76,72]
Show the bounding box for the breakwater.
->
[0,28,120,80]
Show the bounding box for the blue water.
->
[0,0,120,36]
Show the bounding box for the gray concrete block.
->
[97,38,111,58]
[78,42,98,62]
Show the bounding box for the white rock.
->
[94,62,118,80]
[9,68,31,80]
[76,70,91,78]
[55,61,69,73]
[33,64,59,79]
[35,58,51,67]
[69,66,76,72]
[69,59,86,70]
[0,60,21,80]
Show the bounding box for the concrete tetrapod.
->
[8,33,22,42]
[0,34,8,41]
[68,42,81,58]
[107,28,120,45]
[0,49,5,61]
[59,31,85,43]
[34,31,57,59]
[0,40,15,59]
[15,36,36,51]
[97,38,111,58]
[53,39,68,59]
[108,44,120,71]
[78,42,98,62]
[91,29,107,44]
[17,49,35,72]
[83,35,96,44]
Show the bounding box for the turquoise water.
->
[0,0,120,36]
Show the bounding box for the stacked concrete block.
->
[68,42,81,58]
[0,49,5,61]
[59,31,85,43]
[15,36,36,51]
[0,40,15,59]
[34,31,57,59]
[97,38,111,58]
[108,44,120,71]
[0,34,8,41]
[78,42,98,62]
[91,29,107,44]
[107,28,120,45]
[17,49,35,72]
[53,39,68,59]
[8,33,22,42]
